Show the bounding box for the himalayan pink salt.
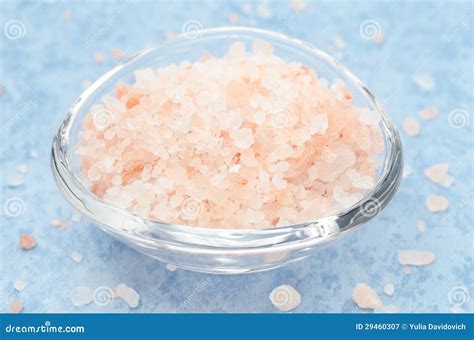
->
[417,219,426,233]
[116,283,140,308]
[398,250,435,266]
[352,283,383,309]
[426,195,449,212]
[424,164,454,188]
[420,107,438,120]
[76,41,385,229]
[51,219,69,228]
[10,298,24,313]
[20,234,36,250]
[403,117,420,136]
[291,0,308,10]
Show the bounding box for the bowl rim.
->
[51,26,403,253]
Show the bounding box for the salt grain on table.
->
[419,107,438,120]
[417,220,426,233]
[71,286,93,307]
[269,284,301,312]
[398,250,435,266]
[402,266,411,274]
[10,298,24,313]
[14,279,26,291]
[424,164,454,188]
[403,117,420,136]
[426,195,449,212]
[116,283,140,308]
[20,234,37,250]
[51,219,69,228]
[93,52,105,64]
[71,251,83,263]
[412,71,435,92]
[166,263,177,272]
[7,174,24,187]
[352,283,383,309]
[383,283,395,296]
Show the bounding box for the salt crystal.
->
[16,164,28,174]
[412,71,435,92]
[51,219,68,228]
[291,0,307,10]
[111,48,125,59]
[10,298,23,313]
[352,283,383,309]
[20,234,36,250]
[398,250,435,266]
[402,164,413,178]
[420,107,438,120]
[116,283,140,308]
[383,283,395,296]
[7,174,24,187]
[166,263,177,272]
[269,284,301,312]
[30,149,38,158]
[231,128,254,149]
[14,280,26,291]
[309,113,328,135]
[424,164,454,188]
[71,286,93,306]
[228,12,240,24]
[403,117,420,136]
[71,251,83,263]
[402,266,411,274]
[93,52,105,64]
[426,195,449,212]
[417,220,426,233]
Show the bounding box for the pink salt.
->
[403,117,420,136]
[420,107,438,120]
[426,195,449,212]
[76,41,385,229]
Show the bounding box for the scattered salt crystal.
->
[71,286,93,307]
[420,107,438,120]
[166,263,177,272]
[71,251,83,263]
[417,220,426,233]
[426,195,449,212]
[111,48,125,59]
[14,280,26,291]
[398,250,435,266]
[51,219,68,228]
[7,174,24,187]
[403,117,420,136]
[16,164,28,174]
[402,266,411,274]
[291,0,308,10]
[424,164,454,188]
[412,71,435,92]
[228,12,239,24]
[352,283,383,309]
[269,284,301,312]
[93,52,105,64]
[383,283,395,296]
[19,234,36,250]
[30,149,38,158]
[402,164,413,178]
[116,283,140,308]
[10,298,23,313]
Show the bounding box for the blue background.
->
[1,0,473,313]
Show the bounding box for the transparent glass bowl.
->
[51,27,403,274]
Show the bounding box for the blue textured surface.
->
[1,0,473,313]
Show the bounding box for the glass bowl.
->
[51,27,403,274]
